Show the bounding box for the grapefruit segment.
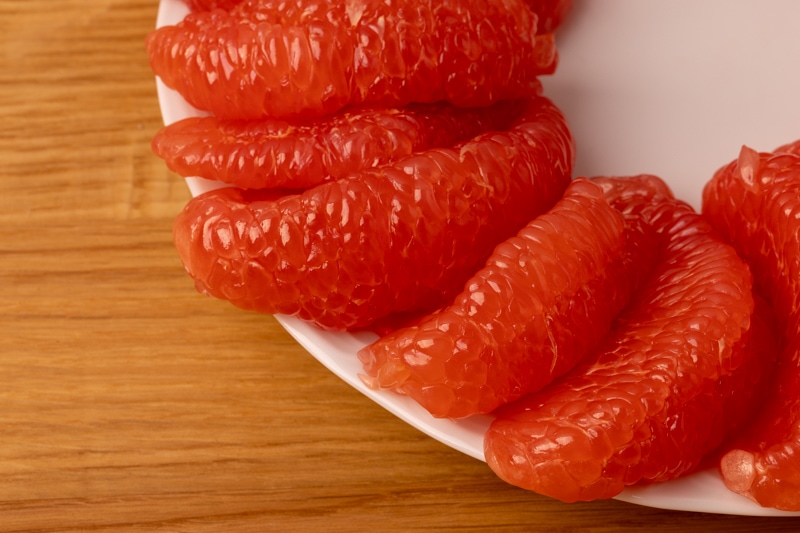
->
[703,141,800,511]
[152,100,524,189]
[173,96,573,330]
[357,176,665,419]
[147,0,556,120]
[483,179,767,502]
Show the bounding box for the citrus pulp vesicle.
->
[483,175,768,502]
[152,100,525,189]
[703,141,800,511]
[357,177,662,418]
[173,96,573,331]
[147,0,556,120]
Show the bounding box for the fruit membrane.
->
[147,0,556,120]
[152,100,524,189]
[482,175,773,502]
[703,141,800,511]
[172,96,573,330]
[358,176,663,419]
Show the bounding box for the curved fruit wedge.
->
[173,96,573,330]
[482,176,770,502]
[147,0,556,120]
[703,141,800,511]
[152,100,523,189]
[357,176,664,419]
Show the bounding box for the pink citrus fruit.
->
[483,176,767,502]
[172,96,573,330]
[152,99,525,189]
[147,0,556,120]
[703,141,800,511]
[357,176,664,418]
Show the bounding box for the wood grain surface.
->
[1,1,797,531]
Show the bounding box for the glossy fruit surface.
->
[173,96,573,330]
[703,142,800,511]
[484,177,762,502]
[147,0,556,120]
[152,100,523,189]
[358,177,661,418]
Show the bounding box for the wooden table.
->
[0,1,797,531]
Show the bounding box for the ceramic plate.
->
[154,0,800,516]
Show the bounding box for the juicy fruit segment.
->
[152,100,524,189]
[486,296,775,502]
[147,0,556,120]
[703,142,800,511]
[357,177,661,419]
[484,180,764,502]
[173,96,574,330]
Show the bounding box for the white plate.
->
[154,0,800,516]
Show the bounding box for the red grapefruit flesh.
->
[172,96,573,330]
[152,100,524,189]
[703,141,800,511]
[483,177,765,502]
[357,176,664,419]
[147,0,556,120]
